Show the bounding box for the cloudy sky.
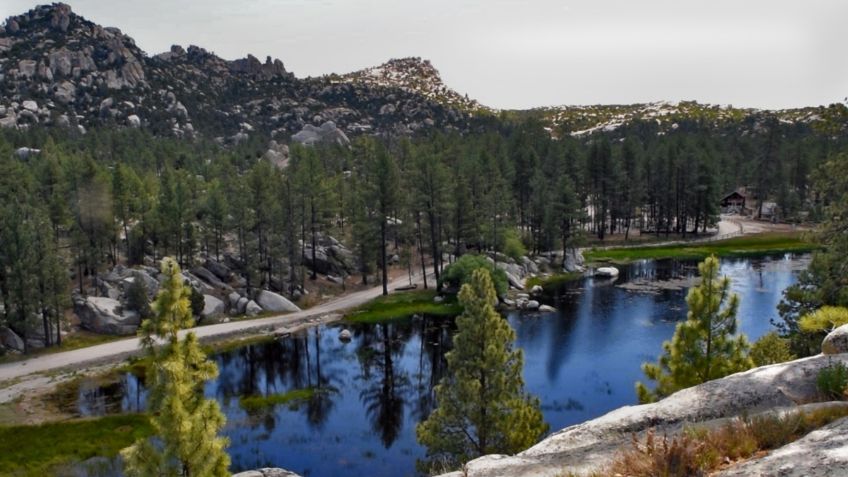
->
[3,0,846,109]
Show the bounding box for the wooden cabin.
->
[720,190,746,212]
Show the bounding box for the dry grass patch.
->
[600,405,848,477]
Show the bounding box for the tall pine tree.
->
[122,258,230,477]
[636,255,753,403]
[417,268,547,471]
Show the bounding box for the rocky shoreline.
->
[437,326,848,477]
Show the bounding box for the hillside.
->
[526,100,844,138]
[0,3,477,141]
[3,4,845,145]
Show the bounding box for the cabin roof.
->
[721,190,746,201]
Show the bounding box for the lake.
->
[76,254,809,477]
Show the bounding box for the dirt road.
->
[0,272,433,388]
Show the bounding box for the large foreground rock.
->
[233,469,302,477]
[438,353,848,477]
[716,415,848,476]
[256,290,301,313]
[75,296,140,335]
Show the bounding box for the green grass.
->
[584,232,818,264]
[239,387,334,411]
[344,289,462,324]
[525,272,584,290]
[0,414,152,477]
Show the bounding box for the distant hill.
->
[0,3,481,142]
[521,101,844,138]
[0,3,843,142]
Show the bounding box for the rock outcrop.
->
[438,353,848,477]
[256,290,301,313]
[201,295,225,320]
[74,296,140,335]
[0,326,25,353]
[0,4,477,138]
[822,323,848,355]
[291,121,350,147]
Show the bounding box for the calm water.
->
[76,254,809,477]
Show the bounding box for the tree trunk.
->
[416,212,428,290]
[380,219,388,296]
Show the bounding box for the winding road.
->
[0,272,432,386]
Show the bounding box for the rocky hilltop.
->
[0,3,478,141]
[334,57,484,113]
[530,100,846,138]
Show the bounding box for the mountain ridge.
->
[1,3,844,142]
[0,3,478,141]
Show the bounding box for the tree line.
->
[0,114,841,352]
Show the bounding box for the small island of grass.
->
[239,387,336,411]
[344,289,461,324]
[584,232,817,264]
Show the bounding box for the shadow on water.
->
[75,254,808,477]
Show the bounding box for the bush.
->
[501,229,527,262]
[817,362,848,400]
[750,332,796,366]
[188,283,205,317]
[439,254,508,297]
[799,306,848,333]
[125,272,153,320]
[605,406,848,477]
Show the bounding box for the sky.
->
[3,0,847,110]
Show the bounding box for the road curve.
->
[0,272,433,383]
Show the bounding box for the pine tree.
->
[636,255,753,403]
[417,268,547,471]
[122,258,230,477]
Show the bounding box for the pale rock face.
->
[53,81,77,104]
[256,290,301,313]
[822,324,848,355]
[202,295,225,319]
[127,114,141,127]
[15,147,41,160]
[245,300,262,316]
[291,121,350,147]
[563,248,585,273]
[235,297,248,315]
[0,326,25,353]
[18,60,37,78]
[22,100,38,112]
[263,140,290,169]
[75,296,140,335]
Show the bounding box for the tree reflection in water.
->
[357,321,411,448]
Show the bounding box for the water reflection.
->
[76,254,808,477]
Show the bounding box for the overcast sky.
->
[3,0,846,109]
